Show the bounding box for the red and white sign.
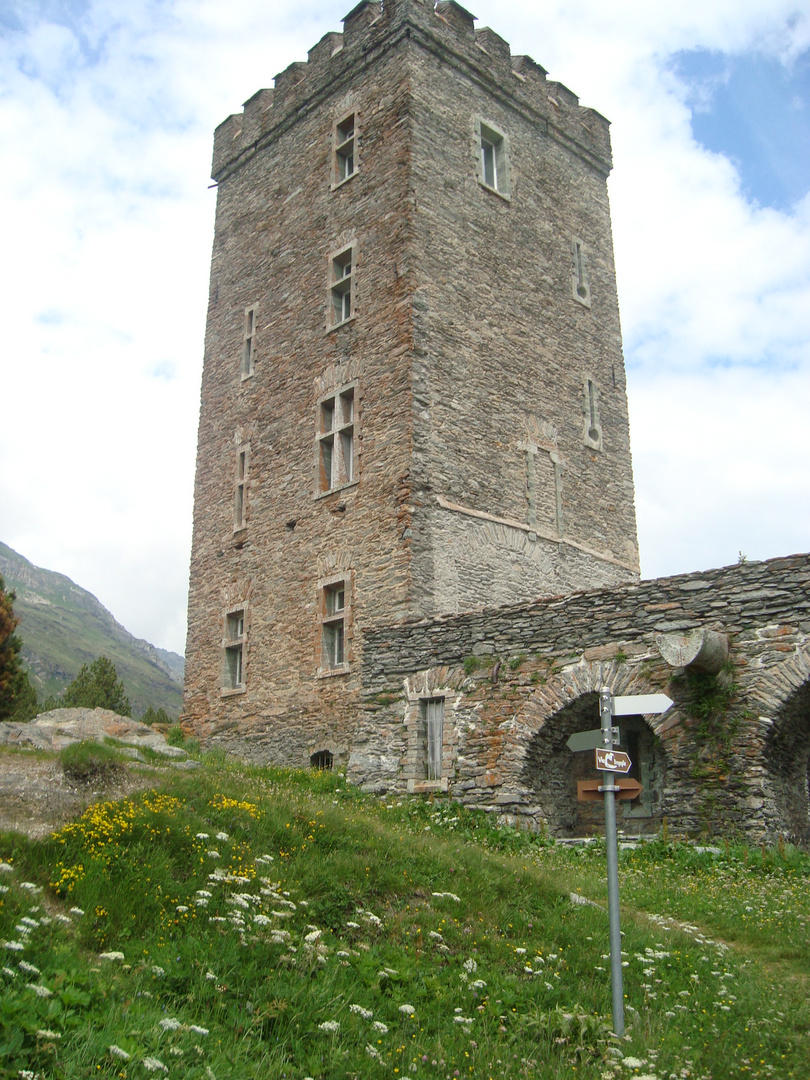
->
[595,748,632,773]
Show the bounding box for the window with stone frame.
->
[333,113,357,186]
[222,607,246,692]
[234,443,250,529]
[241,305,257,377]
[474,117,511,199]
[319,575,351,673]
[330,245,354,326]
[422,698,445,781]
[571,237,591,308]
[317,383,356,494]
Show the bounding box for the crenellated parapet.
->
[211,0,612,182]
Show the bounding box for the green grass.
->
[1,759,808,1079]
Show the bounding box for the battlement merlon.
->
[211,0,612,183]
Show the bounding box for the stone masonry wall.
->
[353,554,810,843]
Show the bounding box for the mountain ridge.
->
[0,540,184,719]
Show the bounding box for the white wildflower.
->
[431,891,461,902]
[350,1004,373,1019]
[2,966,16,977]
[470,980,487,990]
[3,941,24,952]
[195,832,210,839]
[372,1021,389,1034]
[318,1020,340,1033]
[398,1004,416,1016]
[36,1029,61,1039]
[109,1045,131,1060]
[176,905,189,913]
[151,966,165,977]
[26,983,53,997]
[514,947,526,955]
[70,907,85,916]
[19,918,39,928]
[0,885,8,893]
[18,961,40,975]
[253,914,271,926]
[19,882,40,892]
[365,1044,385,1061]
[196,889,212,898]
[142,1056,169,1073]
[346,921,360,928]
[189,1025,209,1036]
[304,929,322,943]
[428,931,443,941]
[0,862,13,872]
[54,914,72,925]
[216,832,229,841]
[205,971,217,980]
[159,1018,182,1031]
[463,958,477,974]
[622,1057,646,1069]
[453,1016,473,1025]
[99,951,125,962]
[206,850,221,859]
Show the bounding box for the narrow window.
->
[571,237,591,307]
[234,445,249,528]
[242,306,257,376]
[317,384,356,493]
[334,114,356,184]
[322,581,346,669]
[330,247,353,325]
[424,698,444,781]
[583,379,602,451]
[475,119,510,198]
[223,609,245,691]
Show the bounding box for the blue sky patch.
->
[673,48,809,211]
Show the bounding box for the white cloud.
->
[0,0,808,654]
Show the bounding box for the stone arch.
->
[503,659,672,837]
[750,649,810,845]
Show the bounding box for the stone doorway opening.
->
[522,693,665,837]
[764,679,810,845]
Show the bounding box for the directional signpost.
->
[567,688,673,1037]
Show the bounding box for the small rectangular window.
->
[223,609,246,691]
[475,119,510,199]
[242,306,257,377]
[321,580,347,670]
[317,385,356,493]
[334,114,357,185]
[330,248,353,325]
[424,698,444,781]
[234,445,249,528]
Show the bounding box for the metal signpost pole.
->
[600,687,625,1037]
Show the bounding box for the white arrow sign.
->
[611,693,673,716]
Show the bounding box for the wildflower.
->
[318,1020,340,1033]
[151,965,165,977]
[99,951,125,962]
[142,1056,169,1072]
[70,907,85,916]
[470,979,486,990]
[623,1058,645,1069]
[19,918,39,928]
[346,921,360,928]
[195,832,210,839]
[36,1029,61,1039]
[20,882,40,892]
[189,1025,209,1036]
[176,905,189,913]
[18,961,40,975]
[398,1004,416,1016]
[463,958,478,974]
[206,850,221,859]
[372,1021,389,1033]
[109,1045,131,1060]
[253,914,271,926]
[159,1018,182,1031]
[3,941,24,952]
[2,966,16,977]
[0,862,13,872]
[366,1044,384,1061]
[54,914,72,925]
[350,1004,373,1019]
[196,889,212,898]
[205,971,217,980]
[216,832,229,841]
[304,929,322,943]
[26,983,53,997]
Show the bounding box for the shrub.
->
[60,740,127,784]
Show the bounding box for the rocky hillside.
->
[0,541,184,719]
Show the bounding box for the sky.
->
[0,0,808,657]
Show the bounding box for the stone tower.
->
[183,0,640,764]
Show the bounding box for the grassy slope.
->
[0,756,808,1080]
[0,540,183,717]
